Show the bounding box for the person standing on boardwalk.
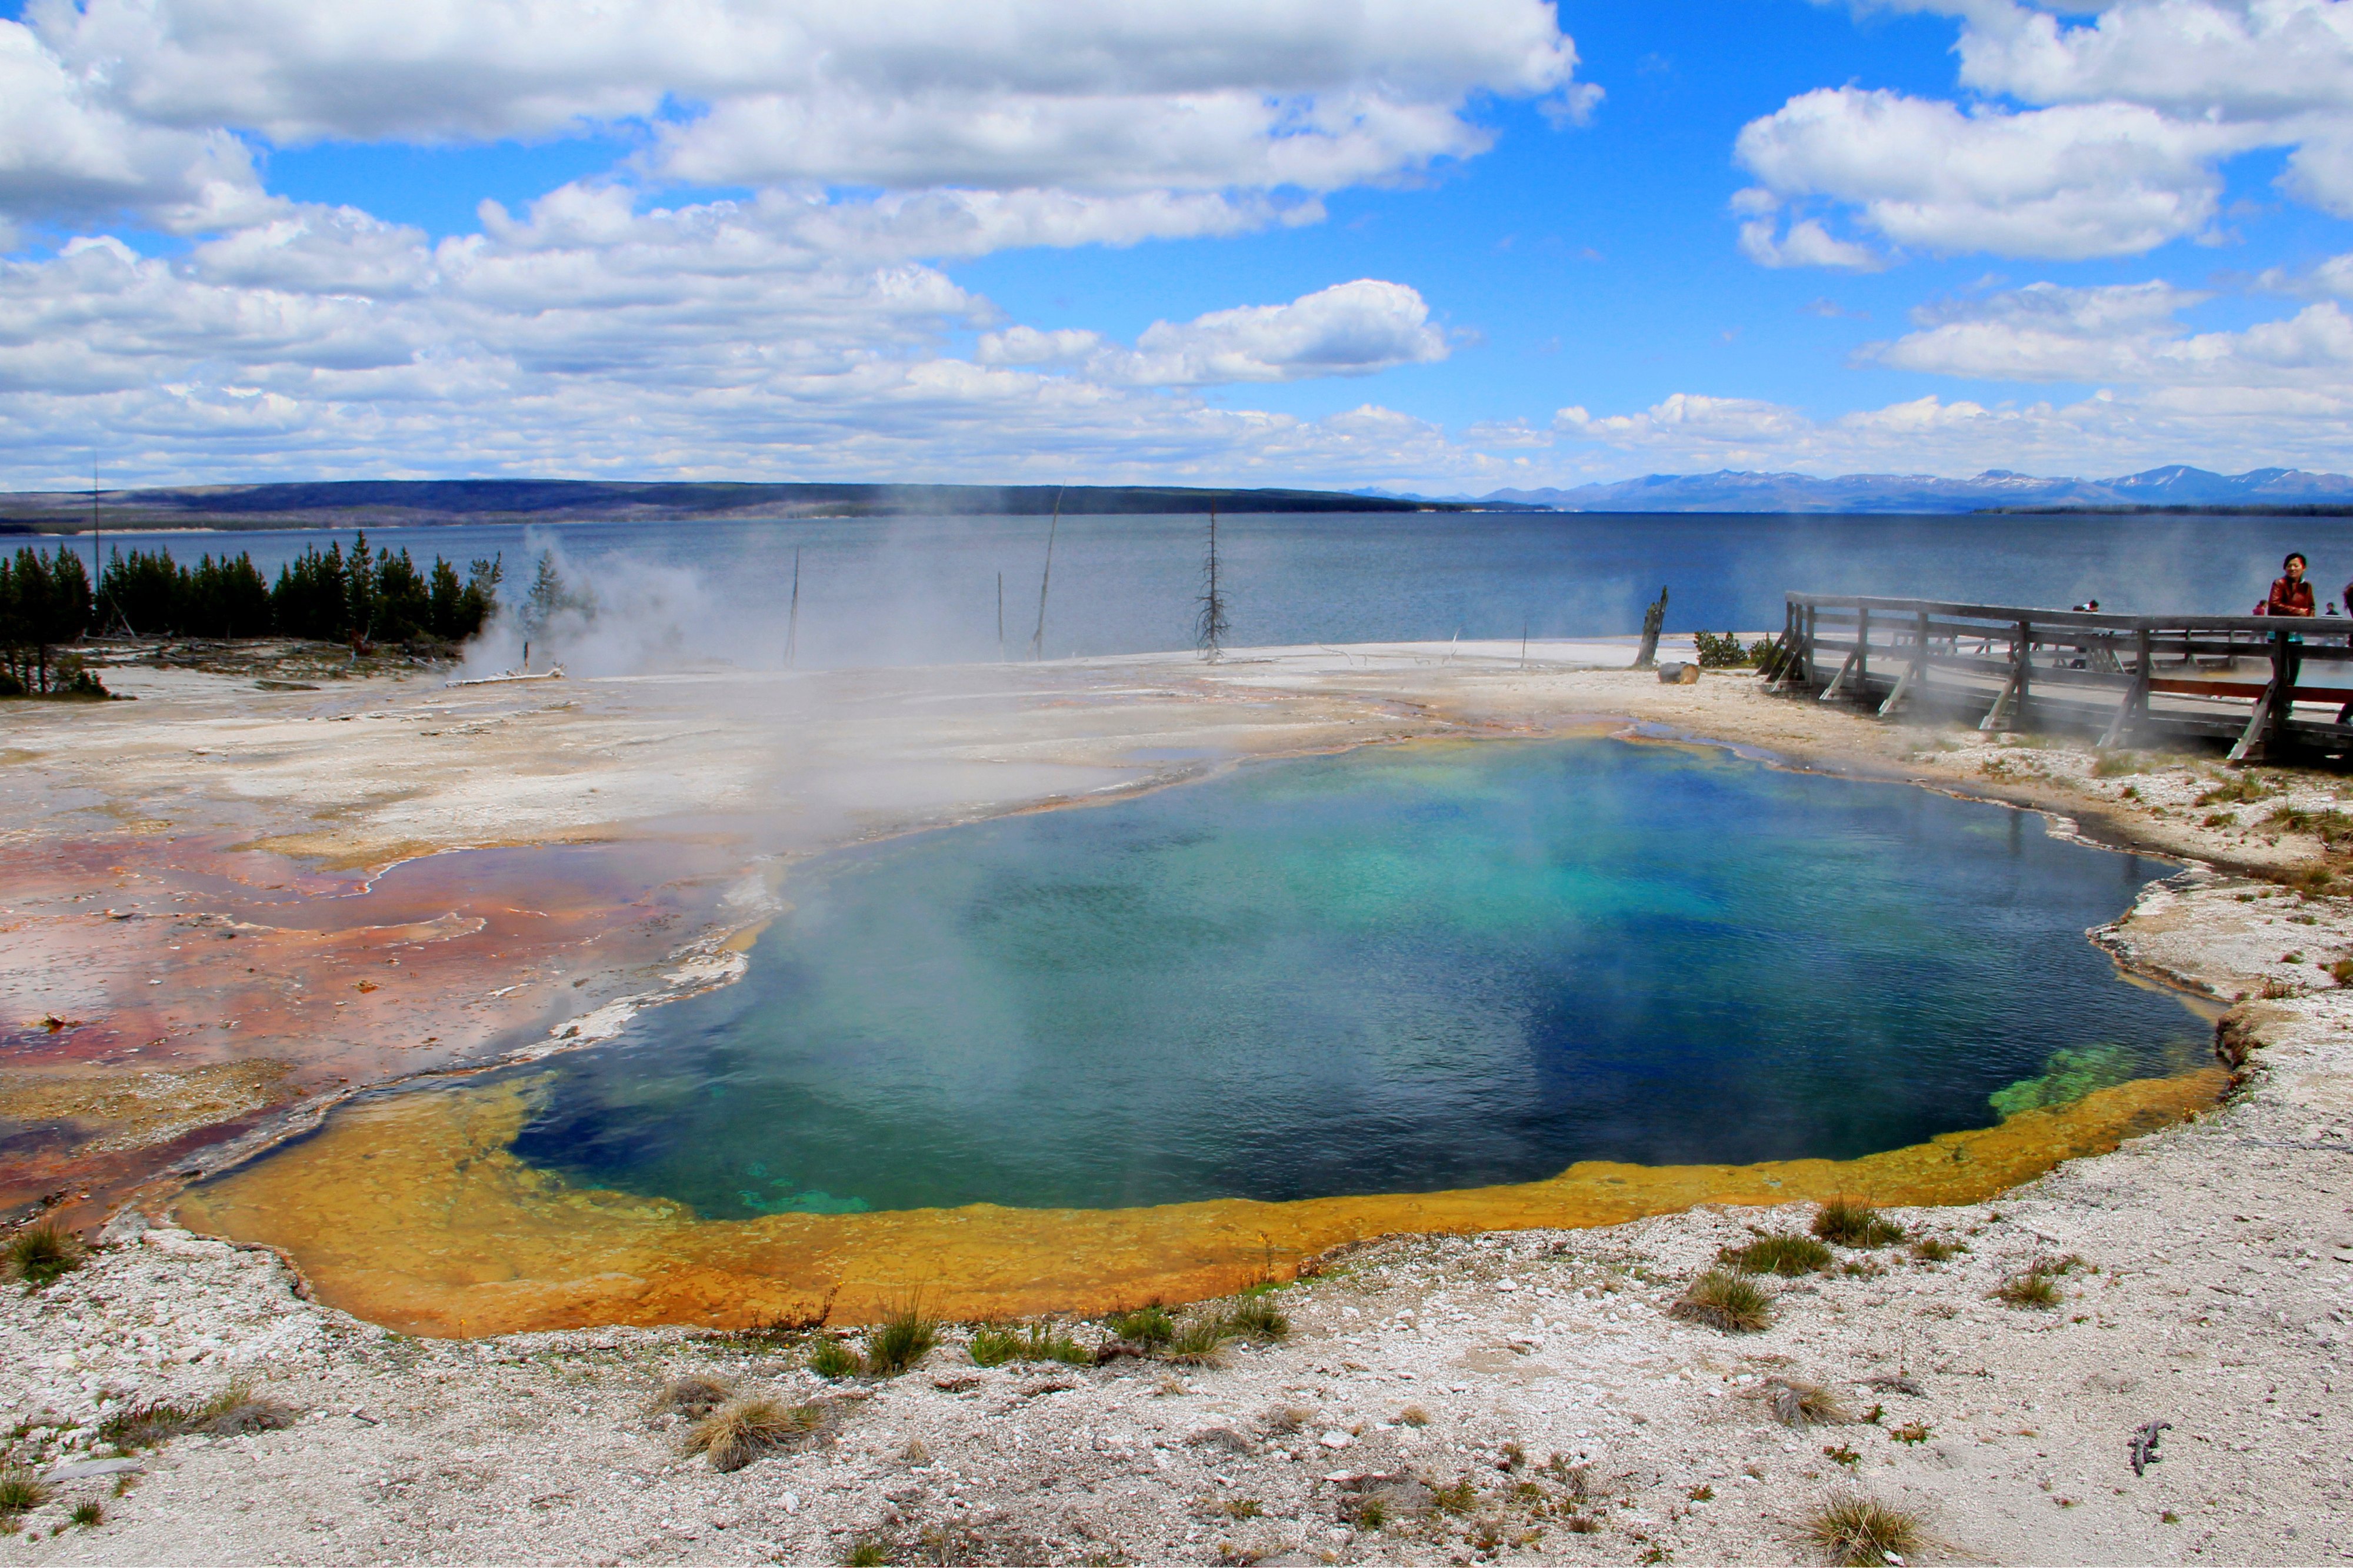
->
[2268,553,2315,618]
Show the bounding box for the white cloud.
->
[1735,86,2253,261]
[1870,273,2353,389]
[1081,280,1449,386]
[1735,212,1885,270]
[26,0,1587,194]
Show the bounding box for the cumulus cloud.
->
[1734,2,2353,264]
[1869,273,2353,390]
[25,0,1587,192]
[1079,281,1449,386]
[1734,87,2252,261]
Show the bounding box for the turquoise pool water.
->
[506,739,2207,1217]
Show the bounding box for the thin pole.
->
[996,572,1004,663]
[785,548,801,668]
[1030,486,1062,661]
[91,456,101,633]
[1520,619,1528,669]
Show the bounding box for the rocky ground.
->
[5,643,2353,1564]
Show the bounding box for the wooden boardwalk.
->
[1778,593,2353,762]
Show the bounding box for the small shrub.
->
[0,1469,48,1518]
[4,1226,84,1290]
[1429,1477,1477,1515]
[682,1396,824,1473]
[1111,1306,1176,1347]
[1811,1198,1904,1248]
[1688,1484,1714,1502]
[1565,1514,1602,1534]
[1908,1237,1961,1263]
[1225,1296,1289,1342]
[1354,1495,1388,1530]
[68,1502,101,1529]
[1890,1422,1931,1444]
[1805,1491,1925,1567]
[1669,1270,1772,1333]
[1720,1233,1833,1277]
[967,1325,1022,1368]
[648,1374,732,1420]
[865,1302,938,1376]
[1822,1442,1860,1467]
[197,1388,298,1437]
[807,1339,865,1379]
[1166,1313,1233,1365]
[1995,1271,2060,1309]
[1692,629,1752,668]
[2197,776,2275,807]
[1398,1404,1431,1427]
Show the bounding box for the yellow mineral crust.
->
[177,1065,2224,1339]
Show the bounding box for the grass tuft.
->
[864,1300,938,1377]
[1995,1270,2061,1309]
[0,1470,48,1519]
[1908,1237,1962,1263]
[4,1226,84,1291]
[1812,1198,1905,1248]
[966,1325,1022,1368]
[1767,1379,1849,1427]
[1669,1269,1772,1333]
[681,1395,825,1473]
[1805,1490,1925,1566]
[1164,1313,1233,1366]
[1397,1404,1431,1427]
[845,1537,889,1566]
[806,1339,865,1379]
[1429,1477,1477,1515]
[68,1502,101,1529]
[1224,1296,1289,1342]
[648,1374,731,1420]
[1721,1232,1834,1277]
[98,1382,295,1450]
[1110,1306,1176,1347]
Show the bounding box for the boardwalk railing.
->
[1778,593,2353,761]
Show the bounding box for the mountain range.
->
[1457,465,2353,513]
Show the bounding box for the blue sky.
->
[5,0,2353,491]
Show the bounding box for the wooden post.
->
[1879,608,1929,717]
[1980,618,2031,732]
[2230,626,2294,764]
[1855,606,1871,694]
[2097,623,2152,750]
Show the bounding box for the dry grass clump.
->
[0,1469,49,1524]
[67,1501,102,1529]
[4,1226,84,1290]
[1995,1270,2061,1308]
[1265,1404,1318,1434]
[1908,1236,1962,1263]
[806,1338,865,1379]
[681,1395,826,1473]
[1397,1404,1431,1427]
[98,1383,296,1450]
[1812,1198,1905,1248]
[1669,1269,1773,1333]
[865,1301,938,1376]
[1804,1490,1925,1566]
[845,1537,889,1565]
[1164,1312,1234,1366]
[1225,1295,1289,1342]
[1765,1378,1849,1428]
[1721,1232,1834,1276]
[647,1374,731,1421]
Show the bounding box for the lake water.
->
[499,738,2206,1218]
[68,509,2353,668]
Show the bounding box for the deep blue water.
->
[67,509,2353,667]
[502,738,2207,1217]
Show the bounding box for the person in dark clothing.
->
[2268,553,2315,617]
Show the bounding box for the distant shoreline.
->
[1978,502,2353,516]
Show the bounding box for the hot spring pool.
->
[499,737,2206,1219]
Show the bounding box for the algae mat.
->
[178,1066,2223,1337]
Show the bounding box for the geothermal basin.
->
[179,733,2217,1335]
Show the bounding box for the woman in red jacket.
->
[2268,552,2315,617]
